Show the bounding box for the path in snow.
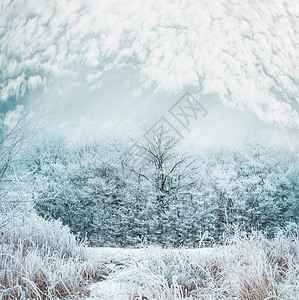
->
[84,247,215,300]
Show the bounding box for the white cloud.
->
[27,75,43,90]
[0,0,298,128]
[4,105,24,132]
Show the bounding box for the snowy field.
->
[1,219,298,299]
[85,246,216,299]
[84,236,299,300]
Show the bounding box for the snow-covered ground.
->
[85,247,215,300]
[84,235,299,300]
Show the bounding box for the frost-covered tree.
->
[25,133,298,247]
[127,127,202,245]
[0,111,36,228]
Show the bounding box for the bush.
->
[0,215,100,299]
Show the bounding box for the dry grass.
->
[0,217,102,299]
[129,231,299,300]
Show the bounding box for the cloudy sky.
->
[0,0,298,146]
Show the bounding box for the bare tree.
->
[131,126,197,209]
[0,111,38,228]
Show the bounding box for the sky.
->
[0,0,298,148]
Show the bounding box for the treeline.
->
[21,130,299,247]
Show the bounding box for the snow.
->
[85,246,214,300]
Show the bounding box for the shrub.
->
[0,215,99,299]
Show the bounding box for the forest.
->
[2,122,298,247]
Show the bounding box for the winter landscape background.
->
[0,0,298,299]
